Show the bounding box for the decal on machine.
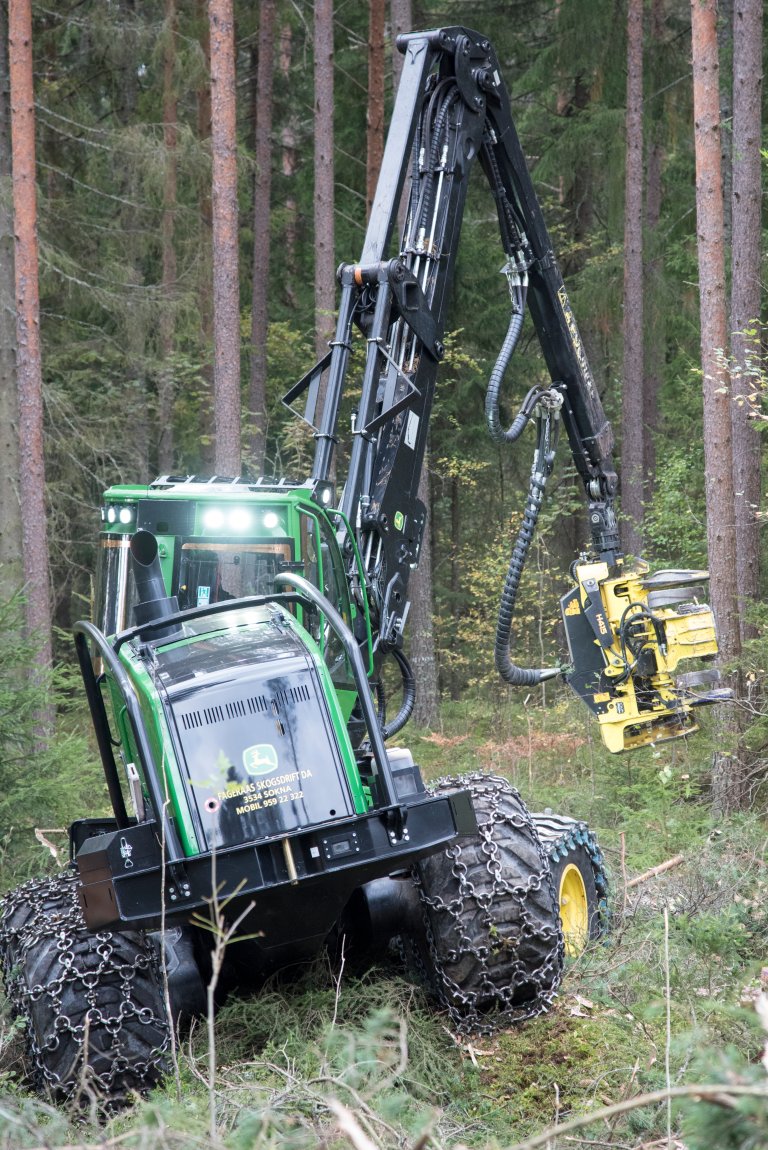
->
[218,769,315,817]
[557,287,596,398]
[243,743,279,776]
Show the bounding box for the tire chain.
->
[412,773,564,1037]
[531,811,611,933]
[0,869,169,1102]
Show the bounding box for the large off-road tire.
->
[530,812,609,957]
[414,774,564,1035]
[0,870,170,1108]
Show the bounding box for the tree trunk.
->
[366,0,385,218]
[620,0,644,557]
[0,0,22,597]
[279,22,298,308]
[643,0,665,501]
[117,0,149,484]
[690,0,742,812]
[643,135,662,496]
[248,0,275,476]
[718,0,734,249]
[314,0,335,360]
[197,0,215,473]
[209,0,241,475]
[730,0,762,643]
[8,0,53,672]
[158,0,177,475]
[410,461,439,728]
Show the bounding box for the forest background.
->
[0,0,768,1147]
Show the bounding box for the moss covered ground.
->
[0,692,766,1148]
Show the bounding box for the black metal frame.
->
[73,584,480,932]
[284,26,621,664]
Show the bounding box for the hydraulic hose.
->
[494,406,563,686]
[485,308,526,442]
[382,647,416,739]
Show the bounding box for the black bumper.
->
[74,789,477,933]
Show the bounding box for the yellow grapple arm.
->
[560,562,728,753]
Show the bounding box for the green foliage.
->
[0,600,102,885]
[642,443,709,568]
[0,690,767,1146]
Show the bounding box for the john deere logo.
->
[394,511,405,531]
[243,744,279,776]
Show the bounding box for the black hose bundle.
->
[382,647,416,738]
[493,401,563,686]
[372,646,416,739]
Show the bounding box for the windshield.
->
[177,542,292,610]
[95,536,294,633]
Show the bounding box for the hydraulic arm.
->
[285,26,726,752]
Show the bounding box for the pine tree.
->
[314,0,335,359]
[0,0,22,596]
[248,0,275,475]
[8,0,53,672]
[158,0,178,474]
[209,0,241,475]
[690,0,742,812]
[730,0,762,642]
[620,0,644,556]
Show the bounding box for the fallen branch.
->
[503,1083,768,1150]
[330,1099,380,1150]
[626,855,684,889]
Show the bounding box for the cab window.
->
[94,536,140,635]
[300,512,354,688]
[177,542,292,609]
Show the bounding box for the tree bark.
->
[643,135,662,495]
[209,0,241,476]
[620,0,644,557]
[279,22,298,308]
[8,0,53,671]
[158,0,178,474]
[366,0,385,218]
[718,0,734,249]
[643,0,665,500]
[196,0,215,473]
[690,0,742,812]
[0,0,22,596]
[730,0,762,643]
[248,0,275,476]
[314,0,335,360]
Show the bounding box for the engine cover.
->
[149,613,356,851]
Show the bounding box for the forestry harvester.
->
[0,28,726,1107]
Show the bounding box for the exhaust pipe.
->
[130,530,181,640]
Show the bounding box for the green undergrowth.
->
[0,696,766,1147]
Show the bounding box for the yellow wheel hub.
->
[558,863,589,957]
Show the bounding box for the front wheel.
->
[414,774,563,1036]
[0,870,170,1108]
[530,813,609,956]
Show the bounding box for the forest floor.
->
[0,694,767,1148]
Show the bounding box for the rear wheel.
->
[414,774,563,1035]
[531,813,609,956]
[0,870,170,1108]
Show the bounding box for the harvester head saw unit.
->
[561,562,728,752]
